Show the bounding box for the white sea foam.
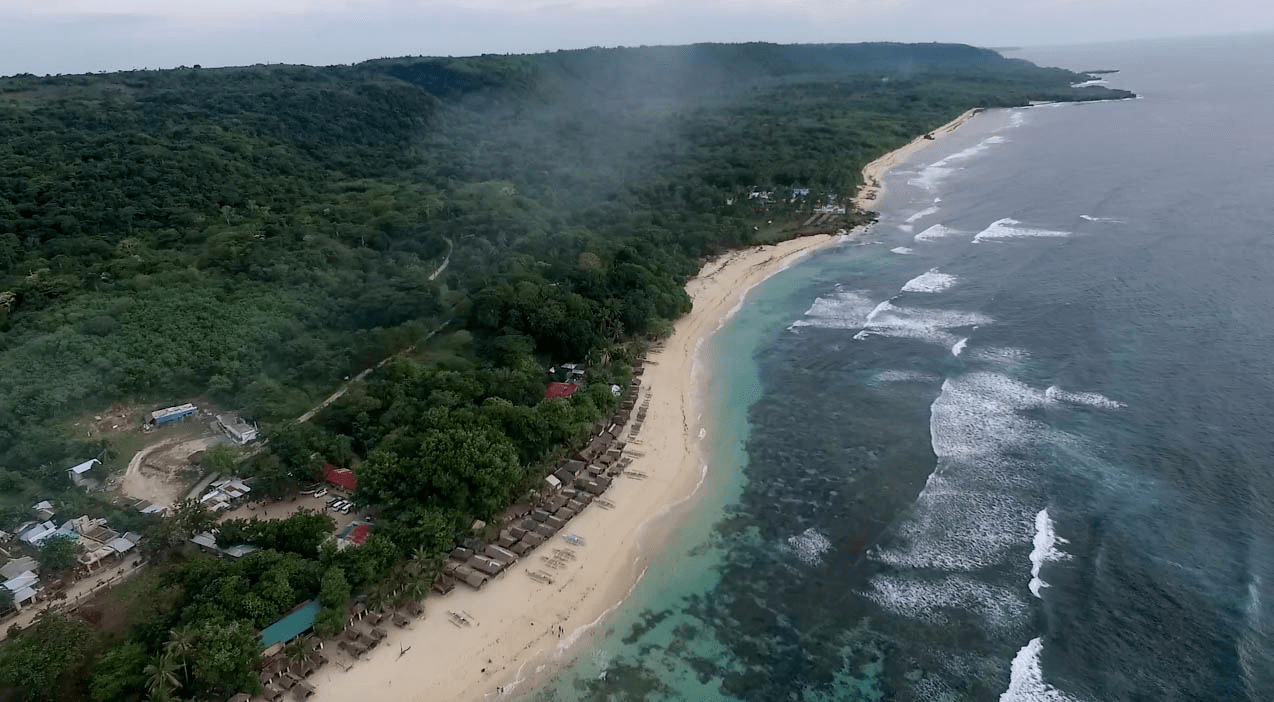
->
[915,223,963,242]
[1007,111,1027,128]
[872,370,940,384]
[1045,386,1126,409]
[909,136,1009,191]
[875,490,1032,570]
[899,224,914,233]
[1070,79,1108,88]
[1029,509,1071,598]
[1080,214,1126,224]
[906,205,941,223]
[790,289,877,330]
[787,528,831,566]
[931,374,1050,459]
[974,218,1071,243]
[857,301,992,347]
[866,574,1028,632]
[973,346,1031,364]
[1000,638,1082,702]
[891,246,915,255]
[952,338,968,357]
[902,268,958,294]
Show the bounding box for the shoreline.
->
[851,108,982,211]
[309,112,979,702]
[307,233,845,702]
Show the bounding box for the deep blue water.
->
[536,33,1274,701]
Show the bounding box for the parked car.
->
[313,488,328,498]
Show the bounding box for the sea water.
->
[533,33,1274,700]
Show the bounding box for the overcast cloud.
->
[1,0,1271,75]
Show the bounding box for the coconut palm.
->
[163,624,198,684]
[283,635,316,672]
[144,652,181,702]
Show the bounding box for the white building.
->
[67,458,101,487]
[216,414,258,444]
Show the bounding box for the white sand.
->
[851,108,982,211]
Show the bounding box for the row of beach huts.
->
[437,359,649,592]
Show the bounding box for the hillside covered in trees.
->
[0,42,1131,700]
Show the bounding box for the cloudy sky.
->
[2,0,1271,76]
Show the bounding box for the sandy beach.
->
[851,108,982,211]
[307,233,843,702]
[309,115,974,702]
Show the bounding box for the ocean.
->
[532,33,1274,701]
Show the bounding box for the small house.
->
[545,382,579,400]
[17,521,57,546]
[67,458,101,487]
[31,500,55,521]
[216,414,258,444]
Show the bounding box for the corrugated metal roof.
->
[259,600,320,648]
[69,458,100,474]
[107,537,135,554]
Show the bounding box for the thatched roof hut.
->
[521,531,546,547]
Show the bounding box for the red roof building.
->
[347,524,370,547]
[324,464,357,491]
[545,382,580,400]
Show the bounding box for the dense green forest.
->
[0,42,1131,700]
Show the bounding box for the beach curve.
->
[308,112,978,702]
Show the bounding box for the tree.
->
[145,499,214,561]
[189,620,260,698]
[202,444,238,475]
[37,534,83,578]
[90,640,149,702]
[143,653,180,702]
[0,612,98,702]
[357,417,522,521]
[318,566,350,610]
[163,625,199,686]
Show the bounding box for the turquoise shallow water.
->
[535,33,1274,702]
[528,253,844,700]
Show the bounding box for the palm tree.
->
[163,625,198,684]
[144,652,181,702]
[283,635,316,673]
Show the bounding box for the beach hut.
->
[484,545,517,567]
[521,532,546,547]
[555,506,577,521]
[511,541,534,556]
[433,576,457,595]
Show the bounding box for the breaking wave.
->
[1029,509,1070,598]
[902,268,959,293]
[1000,638,1083,702]
[855,301,992,347]
[974,218,1071,243]
[790,289,877,330]
[915,223,963,242]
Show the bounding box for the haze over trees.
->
[0,42,1131,699]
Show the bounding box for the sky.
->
[1,0,1272,76]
